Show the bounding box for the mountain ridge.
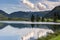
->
[0,10,50,18]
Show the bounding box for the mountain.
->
[44,6,60,18]
[0,10,8,17]
[0,10,50,18]
[10,11,49,18]
[0,10,50,21]
[9,11,31,18]
[0,10,9,20]
[0,6,60,20]
[0,23,7,29]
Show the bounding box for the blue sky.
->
[0,0,19,4]
[0,0,60,14]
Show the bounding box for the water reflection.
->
[9,23,31,28]
[0,23,7,29]
[50,25,60,31]
[0,23,60,30]
[10,23,52,29]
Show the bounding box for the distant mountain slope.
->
[44,6,60,18]
[0,10,8,17]
[0,10,50,18]
[0,10,9,20]
[9,11,31,18]
[10,11,49,18]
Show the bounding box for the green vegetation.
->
[31,14,35,28]
[36,15,40,22]
[7,17,29,21]
[37,31,60,40]
[0,6,60,22]
[56,20,60,22]
[0,14,29,21]
[0,17,29,21]
[0,13,60,22]
[31,14,35,22]
[50,35,60,40]
[37,25,60,40]
[35,17,60,22]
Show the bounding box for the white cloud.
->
[22,0,35,9]
[22,0,60,11]
[37,3,46,10]
[22,0,47,11]
[42,1,60,10]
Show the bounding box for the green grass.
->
[56,20,60,22]
[44,18,60,22]
[50,35,60,40]
[48,19,53,21]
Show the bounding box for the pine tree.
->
[31,14,35,28]
[53,13,57,22]
[36,15,40,22]
[31,14,35,22]
[41,17,44,22]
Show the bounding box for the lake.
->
[0,22,60,40]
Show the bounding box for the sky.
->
[0,0,60,14]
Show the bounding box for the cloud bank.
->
[22,0,60,11]
[0,0,60,13]
[22,0,47,10]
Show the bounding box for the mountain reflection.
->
[0,23,60,30]
[0,23,7,29]
[7,24,52,29]
[0,23,49,29]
